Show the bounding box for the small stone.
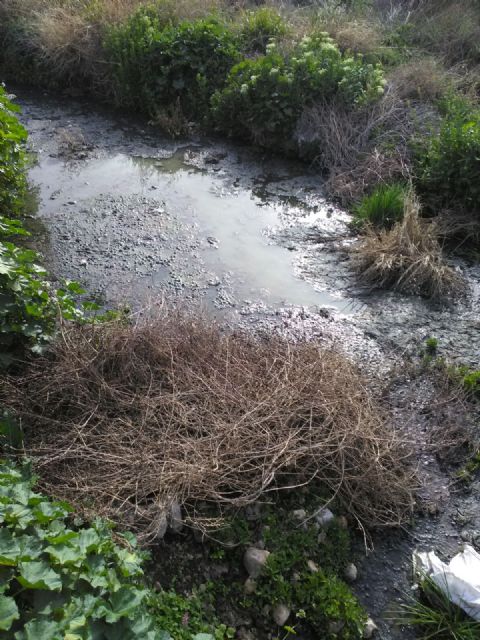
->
[328,621,344,634]
[315,508,335,528]
[272,603,290,626]
[344,563,358,582]
[244,578,257,594]
[317,531,327,544]
[292,509,307,521]
[461,530,471,542]
[169,502,183,533]
[243,547,270,579]
[80,258,88,267]
[363,618,378,638]
[307,559,319,573]
[156,513,168,539]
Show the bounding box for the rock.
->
[344,563,358,582]
[272,603,290,626]
[314,507,335,528]
[292,509,307,521]
[169,501,183,533]
[243,547,271,578]
[307,559,319,573]
[244,578,257,594]
[156,513,168,539]
[237,628,256,640]
[363,618,378,638]
[317,531,327,544]
[328,621,344,634]
[337,515,348,529]
[461,530,471,542]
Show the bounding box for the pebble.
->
[272,603,290,626]
[169,501,183,533]
[363,618,378,638]
[344,563,358,582]
[156,513,168,539]
[292,508,307,520]
[307,559,319,573]
[315,507,335,528]
[243,547,271,579]
[244,578,257,594]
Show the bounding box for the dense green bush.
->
[416,103,480,218]
[353,183,407,228]
[0,87,27,216]
[106,12,241,118]
[211,34,384,147]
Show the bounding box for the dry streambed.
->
[17,87,480,638]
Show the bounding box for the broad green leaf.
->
[45,542,82,566]
[0,529,20,565]
[18,561,62,591]
[21,618,61,640]
[0,594,19,631]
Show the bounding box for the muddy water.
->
[16,88,480,639]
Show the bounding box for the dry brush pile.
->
[4,313,416,541]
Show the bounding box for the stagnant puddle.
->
[23,93,359,318]
[15,87,480,639]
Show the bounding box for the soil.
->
[14,86,480,639]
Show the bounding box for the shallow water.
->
[24,94,357,315]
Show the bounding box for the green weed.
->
[238,7,289,54]
[353,183,407,229]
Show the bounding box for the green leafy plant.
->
[0,86,27,216]
[353,183,407,229]
[425,337,439,356]
[106,13,241,119]
[0,458,228,640]
[416,100,480,219]
[0,458,162,638]
[211,33,384,147]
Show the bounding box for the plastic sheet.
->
[413,545,480,621]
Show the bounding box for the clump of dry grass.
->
[4,312,416,541]
[352,192,465,299]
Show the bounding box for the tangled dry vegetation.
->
[353,193,465,299]
[4,313,416,541]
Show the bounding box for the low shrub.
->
[353,191,465,299]
[106,12,241,118]
[238,7,289,54]
[353,183,407,228]
[416,101,480,219]
[211,33,385,147]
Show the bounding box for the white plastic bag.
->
[413,545,480,621]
